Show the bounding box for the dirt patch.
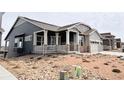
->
[0,54,124,80]
[112,65,117,68]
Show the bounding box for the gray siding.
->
[6,21,42,57]
[89,31,103,53]
[76,24,90,33]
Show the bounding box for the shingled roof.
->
[5,16,94,40]
[20,17,60,31]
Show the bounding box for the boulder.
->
[120,56,124,60]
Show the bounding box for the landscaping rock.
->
[32,66,38,69]
[112,69,121,73]
[117,56,123,58]
[104,63,109,65]
[82,59,90,63]
[120,56,124,60]
[36,57,42,60]
[94,66,99,69]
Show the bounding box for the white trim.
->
[67,23,81,30]
[56,33,59,45]
[66,30,70,45]
[89,30,102,39]
[44,30,48,45]
[14,18,26,28]
[33,30,44,45]
[67,28,79,33]
[34,30,45,34]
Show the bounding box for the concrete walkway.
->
[0,65,17,80]
[100,51,124,56]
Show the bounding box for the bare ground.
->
[0,53,124,80]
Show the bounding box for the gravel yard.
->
[0,53,124,80]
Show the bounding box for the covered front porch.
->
[33,30,80,54]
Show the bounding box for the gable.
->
[14,18,26,28]
[5,20,42,40]
[89,31,102,42]
[75,24,90,33]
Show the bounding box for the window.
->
[58,36,61,45]
[50,36,56,45]
[7,41,9,47]
[14,37,23,48]
[80,36,84,46]
[25,35,32,41]
[36,35,44,46]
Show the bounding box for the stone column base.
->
[43,44,47,55]
[76,44,80,52]
[66,44,70,53]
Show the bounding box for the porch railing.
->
[33,45,67,54]
[103,45,112,51]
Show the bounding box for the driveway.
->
[0,65,17,80]
[100,51,124,56]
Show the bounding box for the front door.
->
[79,36,85,53]
[70,42,75,51]
[70,32,76,51]
[14,36,24,56]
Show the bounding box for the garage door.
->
[90,42,99,53]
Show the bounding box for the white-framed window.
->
[50,36,56,45]
[36,35,44,46]
[58,36,61,45]
[25,35,32,41]
[14,37,23,48]
[7,41,9,47]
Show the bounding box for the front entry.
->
[79,36,85,53]
[14,34,24,56]
[70,32,76,51]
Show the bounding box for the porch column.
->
[66,31,70,52]
[66,31,70,45]
[44,30,48,45]
[56,33,59,45]
[109,39,112,50]
[44,30,48,55]
[76,31,80,52]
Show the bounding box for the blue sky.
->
[1,12,124,45]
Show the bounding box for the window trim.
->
[33,30,45,46]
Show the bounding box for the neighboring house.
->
[100,33,116,51]
[0,12,5,48]
[5,16,103,57]
[121,42,124,52]
[115,38,121,49]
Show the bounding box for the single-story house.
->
[5,16,103,57]
[115,38,122,49]
[121,42,124,52]
[100,33,116,51]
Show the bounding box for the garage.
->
[90,41,99,53]
[89,30,103,53]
